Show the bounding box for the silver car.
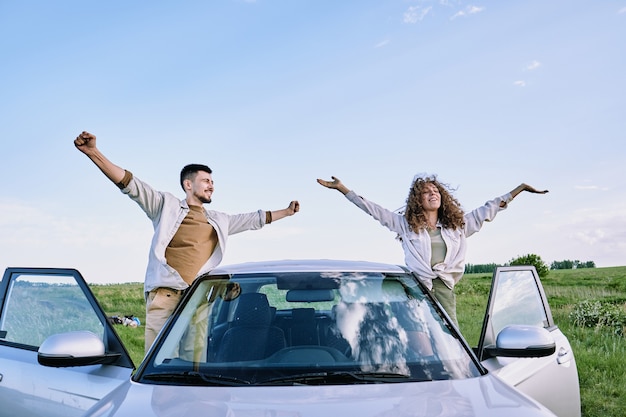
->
[0,261,580,417]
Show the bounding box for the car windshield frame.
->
[135,269,484,386]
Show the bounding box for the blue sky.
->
[1,1,624,283]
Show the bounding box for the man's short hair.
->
[180,164,212,190]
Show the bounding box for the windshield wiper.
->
[142,371,250,386]
[259,370,413,385]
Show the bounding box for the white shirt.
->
[344,190,512,290]
[121,176,266,294]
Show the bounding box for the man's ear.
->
[183,178,192,191]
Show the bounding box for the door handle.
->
[557,347,573,365]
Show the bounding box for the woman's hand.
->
[317,176,350,195]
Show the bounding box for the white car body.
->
[0,261,580,417]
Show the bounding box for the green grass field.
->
[90,266,626,417]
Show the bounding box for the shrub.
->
[570,300,626,336]
[509,253,550,277]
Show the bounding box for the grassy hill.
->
[90,266,626,417]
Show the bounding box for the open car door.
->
[0,268,134,417]
[476,266,580,417]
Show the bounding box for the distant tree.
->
[578,260,596,269]
[464,263,499,274]
[550,259,596,270]
[509,254,550,277]
[551,260,574,270]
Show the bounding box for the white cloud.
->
[575,185,609,191]
[374,39,390,48]
[517,203,626,267]
[571,229,606,246]
[404,6,432,24]
[563,207,626,253]
[0,199,150,283]
[513,80,526,87]
[451,5,485,20]
[526,60,542,71]
[618,7,626,14]
[468,5,484,13]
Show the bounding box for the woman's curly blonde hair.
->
[404,175,465,232]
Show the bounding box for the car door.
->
[476,266,580,417]
[0,267,134,417]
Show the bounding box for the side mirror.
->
[38,331,122,367]
[484,325,556,358]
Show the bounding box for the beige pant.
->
[145,288,183,353]
[178,302,210,363]
[431,278,458,328]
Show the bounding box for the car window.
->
[489,269,549,337]
[260,286,337,310]
[145,272,482,385]
[476,266,554,360]
[1,273,103,348]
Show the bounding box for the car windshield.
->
[140,271,481,385]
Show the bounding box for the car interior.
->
[148,272,481,384]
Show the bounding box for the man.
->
[75,131,300,351]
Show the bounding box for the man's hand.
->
[287,200,300,215]
[268,201,300,223]
[74,131,97,154]
[73,131,126,184]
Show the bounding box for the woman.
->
[317,174,548,326]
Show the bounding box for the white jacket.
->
[122,176,266,294]
[345,190,512,290]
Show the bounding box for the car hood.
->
[85,374,554,417]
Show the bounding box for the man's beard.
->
[195,192,212,204]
